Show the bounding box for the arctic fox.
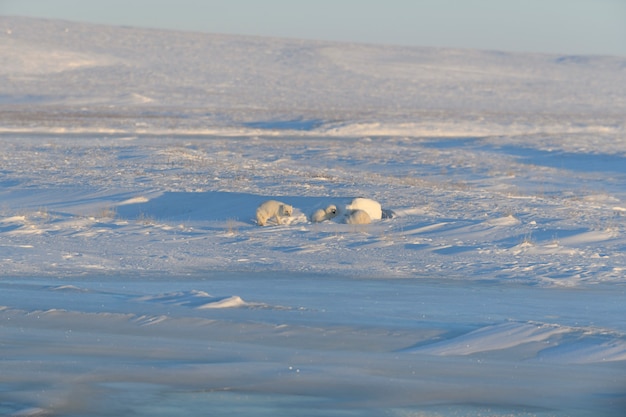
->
[345,198,382,220]
[256,200,293,226]
[311,204,338,223]
[345,209,371,225]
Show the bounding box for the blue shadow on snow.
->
[243,118,324,131]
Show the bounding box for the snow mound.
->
[536,339,626,364]
[196,295,247,309]
[483,215,520,227]
[136,290,252,310]
[136,290,262,309]
[411,322,572,356]
[410,321,626,364]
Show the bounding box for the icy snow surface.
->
[1,17,626,416]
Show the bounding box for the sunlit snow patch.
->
[116,196,150,206]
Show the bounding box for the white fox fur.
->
[311,204,338,223]
[256,200,293,226]
[345,198,381,220]
[345,209,371,225]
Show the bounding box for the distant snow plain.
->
[1,16,626,416]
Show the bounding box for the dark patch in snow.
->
[0,94,57,104]
[0,179,21,187]
[421,137,481,149]
[244,118,324,131]
[381,209,396,219]
[555,55,592,65]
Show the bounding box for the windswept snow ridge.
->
[410,321,626,363]
[135,290,272,309]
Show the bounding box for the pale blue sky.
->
[2,0,625,56]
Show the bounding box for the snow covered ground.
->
[1,16,625,416]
